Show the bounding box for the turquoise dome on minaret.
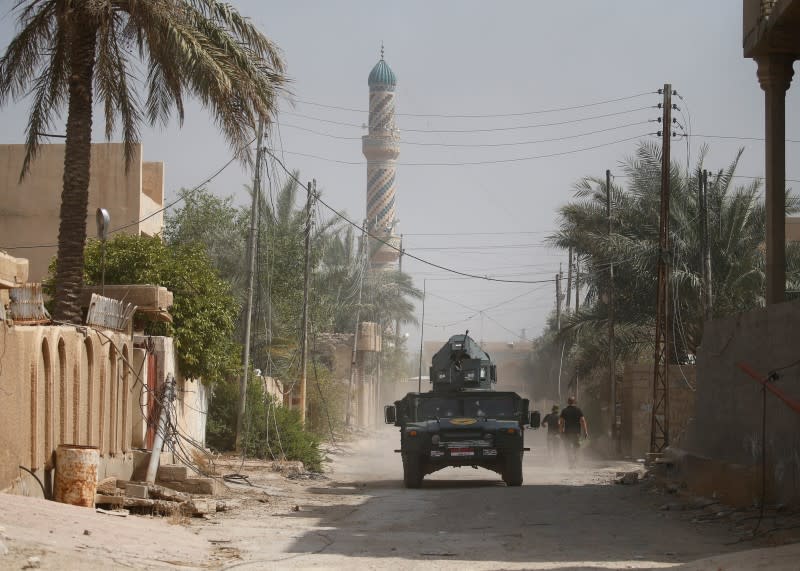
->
[368,56,396,87]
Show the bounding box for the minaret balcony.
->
[362,136,400,160]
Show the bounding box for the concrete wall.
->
[620,363,696,459]
[0,324,208,496]
[0,323,135,495]
[681,301,800,506]
[0,143,164,282]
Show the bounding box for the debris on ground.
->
[615,471,641,485]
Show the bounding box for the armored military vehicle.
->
[384,333,540,488]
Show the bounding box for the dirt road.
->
[192,429,758,570]
[2,429,798,570]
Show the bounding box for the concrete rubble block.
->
[157,464,189,482]
[94,494,124,508]
[146,483,191,502]
[156,477,220,495]
[184,498,213,516]
[96,477,117,495]
[124,482,149,499]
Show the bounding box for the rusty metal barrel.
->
[54,445,99,507]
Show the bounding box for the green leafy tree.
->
[0,1,286,323]
[81,234,240,384]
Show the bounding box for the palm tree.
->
[0,1,287,322]
[550,141,800,366]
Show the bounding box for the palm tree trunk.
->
[53,15,97,323]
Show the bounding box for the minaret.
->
[362,47,401,268]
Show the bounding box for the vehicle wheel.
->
[402,453,424,488]
[502,451,523,486]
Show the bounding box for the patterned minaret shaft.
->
[362,51,400,267]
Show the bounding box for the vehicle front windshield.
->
[416,398,462,420]
[415,396,516,420]
[464,397,516,419]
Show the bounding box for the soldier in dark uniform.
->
[559,396,588,468]
[541,405,561,458]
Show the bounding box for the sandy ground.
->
[1,428,799,570]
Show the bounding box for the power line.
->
[264,149,559,285]
[286,106,654,134]
[281,120,653,148]
[403,231,550,236]
[291,91,655,118]
[280,133,655,167]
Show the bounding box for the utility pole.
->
[575,255,580,312]
[650,84,673,457]
[700,170,713,322]
[395,234,403,342]
[346,221,368,427]
[607,169,618,449]
[236,118,264,452]
[555,270,562,331]
[566,247,573,309]
[298,180,315,425]
[417,279,427,392]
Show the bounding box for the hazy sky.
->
[2,1,799,349]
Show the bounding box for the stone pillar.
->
[757,54,794,304]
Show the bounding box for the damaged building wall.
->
[682,300,800,506]
[0,324,135,495]
[621,363,696,459]
[0,324,209,496]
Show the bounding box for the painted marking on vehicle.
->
[450,447,474,457]
[430,450,445,457]
[449,418,477,425]
[482,448,498,456]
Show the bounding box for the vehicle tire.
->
[402,453,424,488]
[502,451,523,487]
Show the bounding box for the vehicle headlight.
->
[431,434,440,446]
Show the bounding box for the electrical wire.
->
[286,106,654,133]
[265,148,562,285]
[282,120,653,148]
[278,132,655,167]
[292,91,655,118]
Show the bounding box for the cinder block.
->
[186,498,212,515]
[125,483,149,499]
[156,477,218,495]
[157,464,188,482]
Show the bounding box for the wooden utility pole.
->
[346,221,368,426]
[236,118,265,451]
[298,180,315,425]
[417,279,427,392]
[566,247,573,309]
[575,255,580,312]
[555,270,562,331]
[607,168,618,447]
[700,170,713,322]
[650,84,672,457]
[395,234,403,341]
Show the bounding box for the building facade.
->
[0,143,164,283]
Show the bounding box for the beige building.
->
[0,143,164,283]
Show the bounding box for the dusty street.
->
[193,428,785,570]
[2,429,799,570]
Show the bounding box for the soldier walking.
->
[559,396,588,468]
[541,405,561,458]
